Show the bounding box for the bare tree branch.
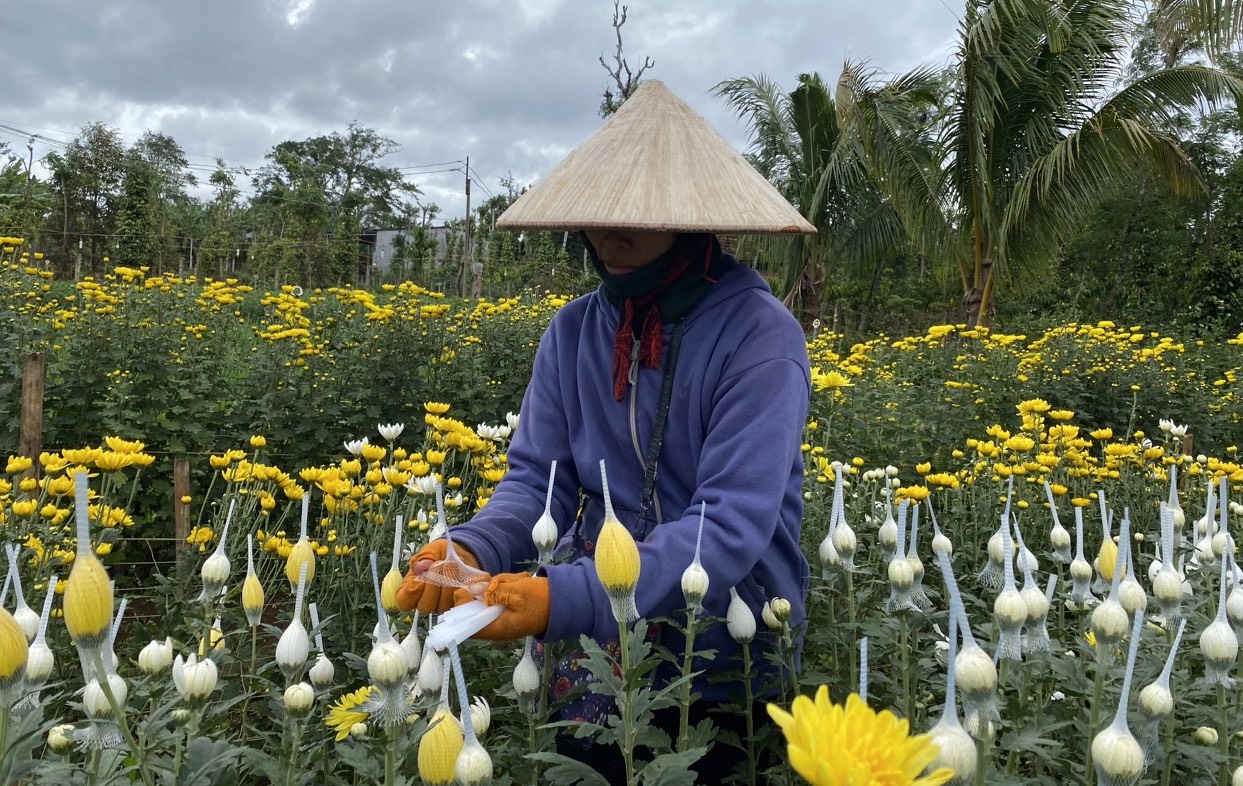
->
[598,1,655,118]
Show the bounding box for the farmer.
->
[396,79,814,781]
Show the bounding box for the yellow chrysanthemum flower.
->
[418,707,464,785]
[325,686,375,742]
[768,689,954,786]
[94,451,134,471]
[424,402,451,415]
[595,518,640,595]
[811,368,856,391]
[0,607,29,679]
[104,436,146,454]
[1097,539,1119,582]
[1017,398,1051,415]
[64,553,113,643]
[285,538,317,589]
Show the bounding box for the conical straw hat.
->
[497,80,815,235]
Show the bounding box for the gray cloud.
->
[0,0,958,219]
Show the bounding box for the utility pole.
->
[460,156,472,298]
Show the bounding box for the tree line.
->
[4,0,1243,333]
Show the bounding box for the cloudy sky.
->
[0,0,959,221]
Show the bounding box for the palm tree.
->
[937,0,1243,326]
[714,65,942,328]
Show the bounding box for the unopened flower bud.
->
[283,682,315,715]
[1050,523,1072,560]
[1090,600,1129,646]
[955,645,997,695]
[138,638,173,674]
[242,573,264,627]
[1200,619,1239,665]
[681,562,709,609]
[931,531,953,556]
[531,512,558,556]
[761,601,780,631]
[513,646,539,697]
[417,648,444,694]
[309,653,335,688]
[83,674,127,717]
[927,722,976,782]
[1138,683,1173,718]
[285,539,316,590]
[726,587,755,644]
[1195,726,1219,746]
[380,567,402,613]
[13,606,38,643]
[418,707,463,786]
[276,622,310,679]
[831,523,857,565]
[1119,579,1147,615]
[64,553,113,644]
[200,552,230,594]
[25,640,54,682]
[454,738,493,786]
[368,640,409,686]
[47,723,75,753]
[595,519,641,596]
[350,721,369,739]
[887,558,914,589]
[994,590,1027,627]
[1092,727,1143,780]
[1153,571,1183,606]
[769,597,792,623]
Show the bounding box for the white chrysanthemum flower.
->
[378,422,404,442]
[172,653,218,701]
[138,638,173,674]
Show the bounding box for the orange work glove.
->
[461,572,550,641]
[394,540,481,615]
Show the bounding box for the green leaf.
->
[638,748,709,786]
[526,752,612,786]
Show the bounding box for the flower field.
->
[3,236,1243,784]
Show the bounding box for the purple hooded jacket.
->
[451,252,811,700]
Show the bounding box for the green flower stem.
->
[384,722,398,786]
[1086,661,1105,786]
[782,625,798,708]
[742,641,756,786]
[900,613,913,723]
[1004,663,1033,774]
[974,732,989,786]
[1160,710,1175,786]
[87,746,101,786]
[845,571,857,691]
[0,706,9,766]
[1218,683,1229,786]
[677,606,699,753]
[284,716,305,786]
[239,626,259,747]
[91,652,154,786]
[527,698,540,786]
[617,606,637,786]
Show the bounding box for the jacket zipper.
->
[626,335,662,526]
